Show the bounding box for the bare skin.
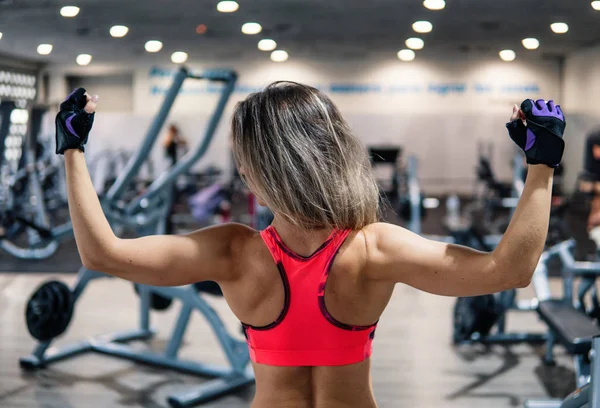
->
[64,98,554,407]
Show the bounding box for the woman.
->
[55,86,565,408]
[163,124,187,167]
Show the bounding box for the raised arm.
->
[59,89,249,286]
[364,99,565,297]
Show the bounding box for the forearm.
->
[493,164,554,281]
[65,149,117,267]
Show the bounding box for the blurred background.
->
[2,2,600,408]
[0,0,596,193]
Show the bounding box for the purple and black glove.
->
[55,88,95,154]
[506,99,566,168]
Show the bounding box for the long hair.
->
[231,81,379,230]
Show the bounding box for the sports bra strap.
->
[260,227,352,263]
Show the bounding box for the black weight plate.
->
[26,281,74,341]
[46,281,74,339]
[26,285,54,339]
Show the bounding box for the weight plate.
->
[25,280,73,341]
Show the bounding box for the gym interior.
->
[1,1,600,407]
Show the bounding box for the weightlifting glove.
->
[55,88,94,154]
[506,99,566,168]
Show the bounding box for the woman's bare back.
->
[219,227,395,407]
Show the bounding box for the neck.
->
[271,215,333,243]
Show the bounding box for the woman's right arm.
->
[363,164,553,297]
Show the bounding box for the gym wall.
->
[68,74,134,112]
[44,55,561,194]
[563,45,600,191]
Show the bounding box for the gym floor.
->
[0,274,574,408]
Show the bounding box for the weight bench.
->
[525,301,600,408]
[527,240,600,408]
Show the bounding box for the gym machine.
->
[19,67,255,407]
[525,239,600,408]
[0,104,71,259]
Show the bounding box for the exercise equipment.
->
[525,241,600,408]
[0,105,70,259]
[19,67,255,408]
[402,150,550,346]
[133,283,173,311]
[368,146,430,226]
[469,142,522,234]
[581,131,600,182]
[25,280,74,341]
[452,294,501,343]
[369,146,402,204]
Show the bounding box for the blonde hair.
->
[231,81,380,230]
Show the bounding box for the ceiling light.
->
[171,51,188,64]
[196,24,208,34]
[412,21,433,33]
[397,49,416,62]
[551,22,569,34]
[499,49,516,62]
[271,50,289,62]
[145,40,163,53]
[423,0,445,10]
[405,37,424,50]
[242,22,262,35]
[110,25,129,38]
[37,44,53,55]
[76,54,92,66]
[60,6,80,17]
[0,33,3,40]
[522,38,540,50]
[258,39,277,51]
[592,1,600,10]
[217,1,239,12]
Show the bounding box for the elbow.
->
[491,253,535,290]
[514,274,533,289]
[81,252,105,272]
[510,266,534,289]
[80,239,117,272]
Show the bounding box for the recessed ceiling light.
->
[592,1,600,10]
[76,54,92,66]
[145,40,163,53]
[60,6,80,17]
[109,25,129,38]
[217,1,239,12]
[412,21,433,33]
[37,44,53,55]
[522,38,540,50]
[405,37,424,50]
[242,22,262,35]
[271,50,288,62]
[196,24,208,34]
[499,49,516,62]
[397,49,416,61]
[171,51,188,64]
[0,33,3,40]
[551,22,569,34]
[258,39,277,51]
[423,0,445,10]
